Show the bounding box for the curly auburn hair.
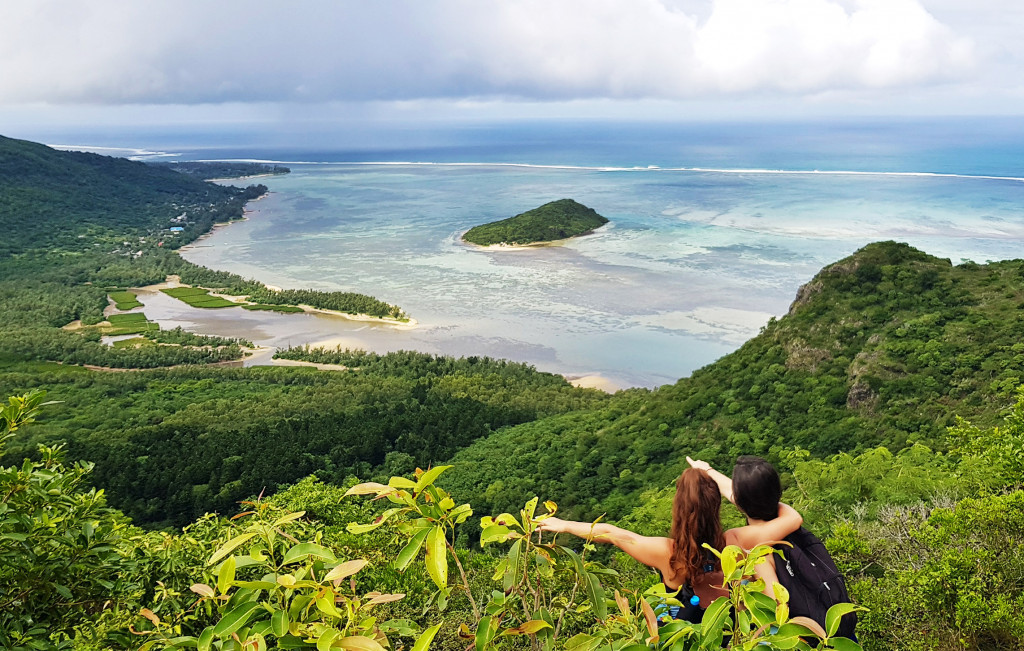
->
[668,468,725,586]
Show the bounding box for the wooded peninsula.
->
[1,135,1022,651]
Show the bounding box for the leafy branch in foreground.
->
[137,498,440,651]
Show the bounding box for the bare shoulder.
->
[724,524,764,551]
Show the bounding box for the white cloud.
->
[0,0,979,106]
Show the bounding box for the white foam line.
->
[197,159,1024,183]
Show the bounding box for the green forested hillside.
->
[0,135,259,256]
[462,198,609,245]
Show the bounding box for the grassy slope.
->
[444,242,1024,520]
[462,198,609,246]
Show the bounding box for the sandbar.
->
[131,276,416,328]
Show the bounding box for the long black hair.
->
[732,455,781,521]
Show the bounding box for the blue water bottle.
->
[678,594,702,622]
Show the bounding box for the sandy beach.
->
[565,374,620,393]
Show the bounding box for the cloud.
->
[0,0,977,106]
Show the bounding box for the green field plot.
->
[107,313,148,324]
[161,287,239,308]
[108,291,143,310]
[104,312,160,335]
[111,337,156,349]
[241,303,304,313]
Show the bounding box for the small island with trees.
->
[462,198,609,247]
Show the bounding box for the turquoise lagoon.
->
[123,120,1024,387]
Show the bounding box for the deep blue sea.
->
[49,119,1024,388]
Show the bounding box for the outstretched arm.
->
[726,503,802,550]
[687,456,734,504]
[537,517,671,572]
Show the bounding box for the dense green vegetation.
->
[4,390,1022,650]
[462,198,609,246]
[245,287,407,320]
[149,161,290,180]
[1,355,606,527]
[241,303,304,313]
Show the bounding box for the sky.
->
[1,0,1022,138]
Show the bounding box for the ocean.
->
[61,118,1024,388]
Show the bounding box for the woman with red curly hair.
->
[537,467,801,621]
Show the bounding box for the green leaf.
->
[277,635,308,649]
[449,503,473,524]
[475,615,497,650]
[491,559,508,582]
[337,636,386,651]
[395,527,431,572]
[345,482,392,496]
[503,538,523,593]
[563,633,603,651]
[211,601,262,637]
[425,526,448,589]
[282,542,337,565]
[772,581,790,606]
[316,592,345,619]
[325,559,368,582]
[825,603,862,638]
[271,609,289,638]
[493,512,522,529]
[217,555,236,595]
[347,507,406,535]
[828,637,864,651]
[501,619,553,636]
[208,533,257,566]
[197,627,214,651]
[720,548,738,581]
[411,623,442,651]
[584,571,606,620]
[480,524,513,547]
[522,496,539,522]
[388,476,417,489]
[234,580,280,590]
[317,628,340,651]
[381,618,420,637]
[699,596,732,647]
[272,511,306,527]
[414,465,451,494]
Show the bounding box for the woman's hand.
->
[686,456,711,471]
[535,517,569,534]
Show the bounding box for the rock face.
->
[462,199,609,246]
[788,280,824,315]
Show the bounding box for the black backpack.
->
[775,527,857,640]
